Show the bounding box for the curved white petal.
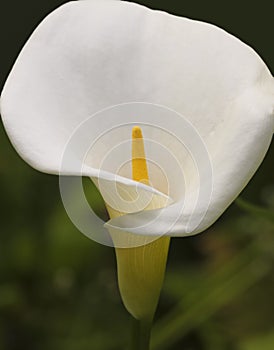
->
[1,0,274,236]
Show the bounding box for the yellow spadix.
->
[107,126,170,321]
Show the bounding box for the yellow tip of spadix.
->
[132,126,149,183]
[132,126,143,139]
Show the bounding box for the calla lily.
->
[1,0,274,343]
[1,0,274,239]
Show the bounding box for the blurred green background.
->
[1,1,274,349]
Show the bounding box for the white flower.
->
[1,0,274,239]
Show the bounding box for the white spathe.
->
[1,0,274,236]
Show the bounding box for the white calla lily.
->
[1,0,274,239]
[2,0,274,340]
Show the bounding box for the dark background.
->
[1,1,274,350]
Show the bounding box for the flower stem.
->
[131,317,153,350]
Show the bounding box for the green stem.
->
[131,317,139,350]
[131,317,152,350]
